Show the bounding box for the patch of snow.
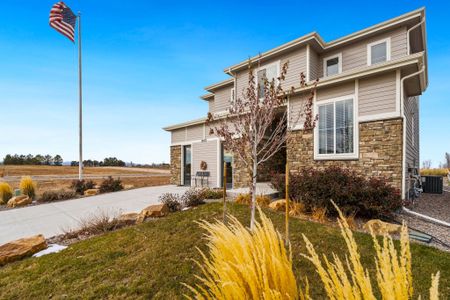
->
[33,244,67,257]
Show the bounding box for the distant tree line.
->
[71,157,126,167]
[3,154,63,166]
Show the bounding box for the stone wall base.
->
[170,146,181,185]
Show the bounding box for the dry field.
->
[0,165,170,197]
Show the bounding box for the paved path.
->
[0,185,188,245]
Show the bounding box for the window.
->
[367,38,391,66]
[315,97,357,159]
[230,87,235,103]
[323,53,342,76]
[256,62,278,99]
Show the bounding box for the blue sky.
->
[0,1,449,166]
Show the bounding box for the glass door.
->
[221,144,233,189]
[183,145,191,186]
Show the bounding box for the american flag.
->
[49,2,77,42]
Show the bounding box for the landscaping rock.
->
[118,212,140,225]
[0,234,47,266]
[84,189,100,196]
[268,199,286,212]
[7,195,31,208]
[124,184,134,190]
[140,204,169,219]
[363,219,402,235]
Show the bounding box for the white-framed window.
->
[230,87,235,103]
[323,53,342,77]
[314,95,358,160]
[256,61,280,99]
[367,38,391,66]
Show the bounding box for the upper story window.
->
[256,62,279,99]
[323,53,342,77]
[367,38,391,66]
[315,96,357,159]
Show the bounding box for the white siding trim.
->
[180,146,184,185]
[313,94,359,160]
[367,37,391,66]
[323,52,343,77]
[216,140,221,188]
[171,137,219,147]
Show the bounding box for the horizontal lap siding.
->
[317,26,407,77]
[309,49,320,81]
[186,124,204,141]
[214,87,232,113]
[171,128,186,143]
[192,140,219,187]
[404,96,419,169]
[208,99,215,113]
[282,47,307,89]
[359,72,396,116]
[317,81,355,101]
[289,94,307,127]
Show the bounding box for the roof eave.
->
[163,117,207,131]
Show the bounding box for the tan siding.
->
[208,99,215,113]
[171,128,186,143]
[359,72,396,116]
[192,140,219,187]
[214,86,232,113]
[404,96,420,169]
[281,47,307,89]
[318,26,407,77]
[317,81,355,101]
[289,93,308,127]
[186,124,204,141]
[309,49,320,81]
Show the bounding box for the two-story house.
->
[164,8,427,200]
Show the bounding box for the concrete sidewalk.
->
[0,185,189,245]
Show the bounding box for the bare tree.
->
[445,152,450,168]
[422,159,432,169]
[207,60,317,229]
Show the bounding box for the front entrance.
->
[183,145,191,186]
[221,145,233,189]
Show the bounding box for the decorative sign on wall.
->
[200,161,208,170]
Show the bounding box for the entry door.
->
[222,145,233,189]
[183,145,191,186]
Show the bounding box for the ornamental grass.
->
[187,203,440,299]
[19,176,36,199]
[0,182,13,204]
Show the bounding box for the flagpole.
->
[78,12,83,180]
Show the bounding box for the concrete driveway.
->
[0,185,189,245]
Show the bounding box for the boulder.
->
[363,219,402,235]
[124,184,134,190]
[0,235,47,266]
[140,204,169,219]
[84,189,100,196]
[118,212,140,225]
[268,199,286,212]
[7,195,31,208]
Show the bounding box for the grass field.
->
[0,165,170,198]
[0,203,447,299]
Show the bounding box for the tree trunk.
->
[250,159,258,230]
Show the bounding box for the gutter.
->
[399,65,425,200]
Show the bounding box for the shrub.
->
[235,193,271,207]
[289,166,402,218]
[99,176,123,193]
[182,188,205,207]
[40,189,77,203]
[420,168,449,177]
[0,182,13,204]
[71,179,95,194]
[311,207,327,223]
[19,176,36,199]
[159,193,183,212]
[270,172,286,195]
[200,188,224,199]
[63,210,122,239]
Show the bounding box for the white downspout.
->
[400,65,425,200]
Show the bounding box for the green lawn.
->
[0,203,448,299]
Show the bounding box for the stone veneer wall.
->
[232,153,251,189]
[170,146,181,185]
[287,118,403,191]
